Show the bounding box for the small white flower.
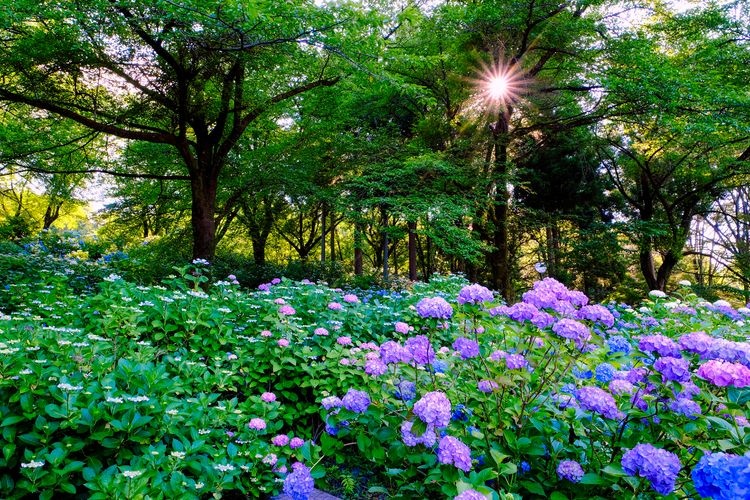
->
[21,460,45,469]
[198,429,211,435]
[122,470,143,479]
[19,369,33,375]
[534,262,547,274]
[648,290,667,299]
[214,464,235,472]
[106,396,124,404]
[126,395,150,403]
[195,482,204,490]
[678,280,692,287]
[57,383,83,391]
[165,409,179,415]
[170,451,186,459]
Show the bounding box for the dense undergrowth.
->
[0,238,749,499]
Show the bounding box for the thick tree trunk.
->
[490,107,512,301]
[639,246,658,291]
[190,173,218,261]
[354,221,364,275]
[42,202,62,230]
[252,236,268,266]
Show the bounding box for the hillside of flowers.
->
[1,247,750,499]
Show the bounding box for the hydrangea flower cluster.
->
[638,334,680,357]
[457,284,493,305]
[576,386,623,420]
[436,435,472,472]
[403,335,435,365]
[453,337,480,359]
[576,304,615,327]
[401,420,437,447]
[551,319,591,348]
[413,391,451,428]
[341,388,371,413]
[653,356,692,382]
[454,489,486,500]
[697,359,750,387]
[556,460,584,482]
[621,444,681,495]
[283,462,315,500]
[691,452,750,500]
[416,296,454,319]
[595,363,616,383]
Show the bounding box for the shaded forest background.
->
[0,0,749,303]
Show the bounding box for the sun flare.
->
[472,59,525,108]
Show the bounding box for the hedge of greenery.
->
[1,248,749,499]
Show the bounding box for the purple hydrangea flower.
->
[272,434,290,446]
[576,386,623,420]
[453,337,480,359]
[400,420,436,447]
[321,396,342,410]
[454,489,487,500]
[557,460,584,482]
[608,379,635,395]
[289,437,304,449]
[314,327,329,336]
[679,331,714,356]
[342,388,371,413]
[552,319,591,348]
[416,297,454,319]
[395,380,416,401]
[328,302,343,311]
[404,335,436,365]
[279,305,296,316]
[668,398,701,418]
[336,336,352,346]
[692,452,750,500]
[504,302,539,322]
[437,435,472,472]
[577,304,615,327]
[283,462,315,500]
[505,354,528,370]
[394,321,412,334]
[380,340,407,364]
[248,418,266,430]
[413,391,452,428]
[621,444,681,495]
[457,284,494,305]
[478,380,499,393]
[261,392,277,403]
[638,334,680,357]
[343,294,359,304]
[531,311,556,329]
[697,360,750,387]
[365,357,388,376]
[653,356,692,382]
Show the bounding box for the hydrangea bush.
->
[1,250,749,499]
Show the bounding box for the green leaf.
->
[521,480,546,496]
[550,492,569,500]
[1,415,24,427]
[602,464,627,477]
[580,472,604,485]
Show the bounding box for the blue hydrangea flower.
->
[621,443,681,495]
[283,462,315,500]
[341,388,370,414]
[576,386,623,420]
[607,335,632,355]
[692,452,750,500]
[394,380,416,401]
[595,363,616,383]
[451,403,472,422]
[668,398,701,418]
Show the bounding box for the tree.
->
[0,0,376,260]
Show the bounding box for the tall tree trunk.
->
[490,107,512,301]
[329,209,336,261]
[321,204,327,262]
[408,220,417,281]
[42,201,62,230]
[252,236,268,266]
[190,172,218,261]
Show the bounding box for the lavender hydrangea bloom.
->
[577,304,615,327]
[400,420,436,447]
[321,396,342,410]
[404,335,436,365]
[505,354,528,370]
[608,379,635,395]
[379,341,406,364]
[454,489,487,500]
[638,334,680,357]
[365,357,387,376]
[552,319,591,348]
[283,463,315,500]
[531,311,556,329]
[679,331,714,356]
[437,435,472,472]
[457,284,494,305]
[505,302,539,322]
[668,398,701,418]
[342,388,370,413]
[395,380,416,401]
[477,380,499,393]
[453,337,480,359]
[556,460,584,483]
[416,297,453,319]
[653,356,692,382]
[576,386,623,419]
[692,452,750,500]
[697,360,750,387]
[413,391,452,428]
[621,444,681,495]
